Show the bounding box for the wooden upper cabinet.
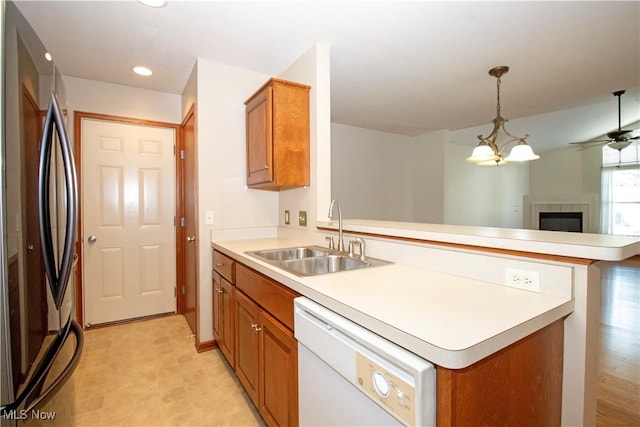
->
[245,78,310,191]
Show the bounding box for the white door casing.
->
[82,118,176,326]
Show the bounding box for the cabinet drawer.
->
[236,264,299,330]
[213,250,235,283]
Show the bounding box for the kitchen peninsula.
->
[212,220,639,426]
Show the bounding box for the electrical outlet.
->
[298,210,307,226]
[505,268,541,292]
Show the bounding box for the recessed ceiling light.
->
[138,0,167,7]
[133,66,153,76]
[44,52,52,61]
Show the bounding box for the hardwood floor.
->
[597,257,640,427]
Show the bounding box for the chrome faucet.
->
[328,199,345,252]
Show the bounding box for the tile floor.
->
[24,315,262,427]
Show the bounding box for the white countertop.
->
[317,219,640,261]
[212,237,574,369]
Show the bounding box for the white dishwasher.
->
[294,297,436,427]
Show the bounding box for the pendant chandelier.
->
[466,66,540,166]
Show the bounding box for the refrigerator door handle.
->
[0,319,84,414]
[23,319,84,411]
[38,93,78,310]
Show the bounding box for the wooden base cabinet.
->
[259,309,298,427]
[212,271,235,367]
[212,251,236,368]
[235,263,300,427]
[235,289,298,427]
[235,290,260,404]
[436,319,564,426]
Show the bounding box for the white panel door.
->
[82,118,176,326]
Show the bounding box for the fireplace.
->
[525,195,598,233]
[539,212,583,232]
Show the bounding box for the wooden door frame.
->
[73,111,181,328]
[177,104,206,351]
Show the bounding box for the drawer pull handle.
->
[216,263,224,267]
[251,323,262,332]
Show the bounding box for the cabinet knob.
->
[27,243,34,253]
[216,288,224,294]
[251,323,262,332]
[187,235,196,243]
[216,263,224,267]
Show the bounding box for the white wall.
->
[63,76,182,127]
[445,143,530,228]
[331,124,446,222]
[412,130,447,223]
[331,123,415,221]
[530,146,585,195]
[193,59,275,341]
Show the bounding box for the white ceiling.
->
[13,0,640,153]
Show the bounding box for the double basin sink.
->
[245,245,392,276]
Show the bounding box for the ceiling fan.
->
[570,90,640,151]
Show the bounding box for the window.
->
[601,143,640,236]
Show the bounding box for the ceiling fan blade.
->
[569,138,612,145]
[576,142,608,151]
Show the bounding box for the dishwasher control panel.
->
[356,352,416,426]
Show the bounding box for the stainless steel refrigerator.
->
[1,2,83,424]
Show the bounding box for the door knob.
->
[187,236,196,243]
[88,235,97,244]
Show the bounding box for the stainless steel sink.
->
[245,245,392,276]
[247,246,329,261]
[280,255,366,275]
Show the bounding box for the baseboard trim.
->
[196,339,216,353]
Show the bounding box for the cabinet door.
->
[213,272,235,368]
[212,272,222,342]
[235,290,260,405]
[220,277,235,367]
[245,86,272,186]
[259,310,298,427]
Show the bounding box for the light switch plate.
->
[205,211,214,225]
[285,210,290,225]
[298,211,307,227]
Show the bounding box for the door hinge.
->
[180,217,185,227]
[180,149,185,160]
[181,285,186,295]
